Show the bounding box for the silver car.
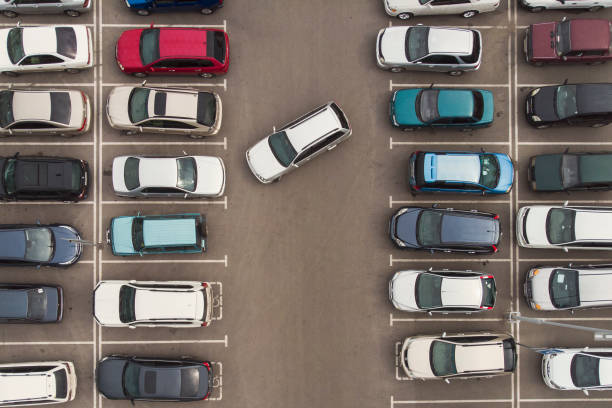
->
[0,0,91,18]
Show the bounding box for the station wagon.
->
[0,361,76,406]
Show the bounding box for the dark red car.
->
[115,27,229,78]
[524,18,612,65]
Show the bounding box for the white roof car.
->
[517,204,612,250]
[0,0,91,18]
[0,361,76,406]
[112,155,225,198]
[0,25,92,76]
[520,0,611,12]
[246,101,351,184]
[93,280,214,328]
[389,269,496,313]
[106,86,222,138]
[376,26,482,75]
[542,348,612,394]
[400,332,516,380]
[384,0,500,20]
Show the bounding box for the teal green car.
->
[390,88,494,131]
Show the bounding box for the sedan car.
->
[400,332,516,380]
[384,0,499,19]
[521,0,611,12]
[116,27,229,78]
[524,264,612,311]
[0,0,91,18]
[0,283,62,323]
[389,269,496,312]
[528,152,612,192]
[125,0,223,15]
[112,155,225,198]
[409,151,514,194]
[97,356,213,402]
[0,25,92,76]
[106,86,222,137]
[376,25,482,75]
[542,348,612,394]
[390,206,500,254]
[517,204,612,250]
[0,224,82,266]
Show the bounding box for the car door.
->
[427,0,472,15]
[12,0,41,14]
[139,119,166,133]
[22,0,63,14]
[149,58,183,74]
[170,0,203,10]
[140,187,184,198]
[418,54,461,73]
[18,54,65,72]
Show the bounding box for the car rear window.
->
[176,157,196,192]
[206,30,226,64]
[460,31,480,64]
[124,157,140,191]
[140,29,160,66]
[481,277,496,308]
[7,28,24,65]
[180,368,200,398]
[502,338,516,372]
[0,91,14,128]
[119,285,136,323]
[330,103,349,130]
[128,88,150,124]
[50,92,72,125]
[56,27,77,60]
[415,273,442,309]
[26,289,47,320]
[54,369,68,399]
[549,268,579,309]
[71,162,83,192]
[571,354,600,388]
[196,92,217,127]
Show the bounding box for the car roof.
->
[440,277,482,307]
[0,229,25,260]
[440,212,497,245]
[138,157,179,189]
[574,209,612,241]
[15,159,76,192]
[148,88,198,121]
[286,105,341,152]
[0,289,27,318]
[425,153,480,184]
[577,153,612,184]
[11,91,53,123]
[428,28,474,56]
[158,28,208,59]
[579,272,612,303]
[569,19,611,52]
[576,84,612,115]
[133,362,205,399]
[143,218,197,247]
[437,90,475,118]
[600,359,612,386]
[134,289,202,321]
[455,343,505,373]
[0,370,56,401]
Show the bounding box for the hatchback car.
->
[389,269,496,313]
[384,0,499,19]
[390,206,501,254]
[526,83,612,128]
[112,155,225,198]
[125,0,223,15]
[0,224,82,266]
[0,0,91,18]
[524,264,612,311]
[390,88,494,130]
[400,332,516,380]
[409,151,514,194]
[376,26,482,75]
[529,152,612,192]
[524,18,612,65]
[246,101,352,184]
[94,281,213,328]
[0,25,92,76]
[116,27,229,78]
[107,213,207,256]
[542,348,612,394]
[0,283,62,323]
[97,356,213,402]
[0,361,76,406]
[107,85,221,137]
[517,204,612,250]
[521,0,611,12]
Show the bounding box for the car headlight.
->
[531,115,542,122]
[534,303,541,310]
[530,88,540,97]
[394,238,407,247]
[117,60,124,71]
[529,268,539,277]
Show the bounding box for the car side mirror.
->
[130,399,136,406]
[444,378,450,384]
[563,200,569,207]
[36,264,41,270]
[562,56,567,61]
[138,126,143,133]
[563,247,569,253]
[583,389,589,396]
[128,326,136,330]
[184,193,188,199]
[8,129,12,136]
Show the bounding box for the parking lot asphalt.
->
[2,1,612,407]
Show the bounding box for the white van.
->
[0,361,76,406]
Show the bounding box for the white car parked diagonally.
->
[384,0,500,20]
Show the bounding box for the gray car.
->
[0,283,62,323]
[0,0,91,18]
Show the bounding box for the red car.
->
[524,18,612,65]
[115,27,229,78]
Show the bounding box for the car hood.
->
[380,27,409,65]
[107,87,134,127]
[392,90,422,126]
[530,86,559,122]
[545,353,575,389]
[529,22,557,60]
[390,271,419,310]
[495,153,514,192]
[97,358,128,399]
[194,156,225,196]
[533,154,563,191]
[394,209,420,247]
[116,29,145,70]
[523,206,551,246]
[50,226,81,265]
[112,156,130,193]
[94,282,122,325]
[405,338,436,378]
[527,268,556,310]
[246,138,286,182]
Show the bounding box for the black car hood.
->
[533,154,563,191]
[50,226,81,265]
[530,86,559,122]
[97,358,128,399]
[394,209,420,247]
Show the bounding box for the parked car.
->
[0,361,76,406]
[400,332,516,380]
[524,264,612,311]
[125,0,223,15]
[389,206,500,254]
[526,83,612,128]
[524,18,612,65]
[112,155,225,198]
[0,25,92,76]
[0,224,82,266]
[0,283,62,323]
[94,281,213,328]
[409,151,514,194]
[528,152,612,192]
[389,269,496,312]
[116,27,229,78]
[390,88,494,130]
[376,26,482,75]
[97,356,213,401]
[384,0,499,19]
[521,0,611,12]
[246,101,352,184]
[517,204,612,250]
[107,213,207,256]
[0,0,91,18]
[542,348,612,394]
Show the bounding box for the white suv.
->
[384,0,500,20]
[542,348,612,394]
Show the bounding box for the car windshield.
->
[123,362,142,398]
[128,88,150,124]
[418,90,439,123]
[416,210,442,247]
[124,157,140,191]
[406,26,429,62]
[26,288,46,320]
[0,90,14,128]
[546,208,576,245]
[6,28,24,65]
[481,277,496,308]
[430,340,457,377]
[3,158,15,195]
[176,157,196,192]
[268,131,297,168]
[24,228,53,263]
[561,154,580,189]
[556,20,571,56]
[139,28,160,66]
[415,273,442,309]
[555,85,578,120]
[549,269,579,309]
[479,154,500,189]
[119,285,136,323]
[571,354,601,388]
[131,218,144,252]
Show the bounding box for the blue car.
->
[390,88,494,131]
[125,0,223,16]
[409,151,514,194]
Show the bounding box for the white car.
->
[246,101,351,184]
[517,204,612,250]
[542,348,612,394]
[112,155,225,198]
[521,0,611,12]
[0,25,92,76]
[389,269,496,313]
[384,0,500,20]
[93,280,214,328]
[0,0,91,18]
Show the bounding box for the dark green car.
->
[529,152,612,192]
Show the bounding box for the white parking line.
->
[520,141,612,146]
[390,313,504,326]
[208,362,223,401]
[102,335,228,347]
[519,258,612,263]
[389,196,510,208]
[0,141,94,146]
[518,200,612,204]
[102,138,227,149]
[101,255,228,267]
[101,197,227,210]
[0,201,94,205]
[102,80,227,90]
[0,23,95,27]
[390,138,510,149]
[101,22,227,29]
[390,254,510,266]
[210,281,223,321]
[389,80,510,90]
[0,341,93,345]
[394,341,411,381]
[391,396,512,406]
[0,83,95,87]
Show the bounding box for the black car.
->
[525,83,612,128]
[0,224,82,267]
[0,284,62,323]
[389,206,500,254]
[97,356,213,402]
[529,151,612,192]
[0,155,88,201]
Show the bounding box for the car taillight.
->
[202,362,210,369]
[201,321,208,327]
[480,306,493,310]
[493,214,499,220]
[86,29,91,65]
[492,245,498,253]
[78,92,87,132]
[480,275,493,280]
[413,185,421,191]
[202,282,208,288]
[63,363,71,374]
[83,0,89,6]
